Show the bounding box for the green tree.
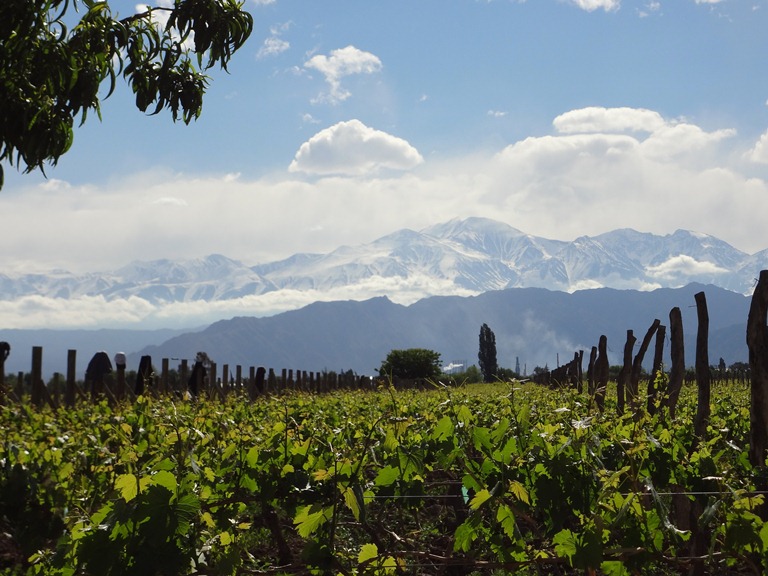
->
[478,323,498,383]
[378,348,442,380]
[0,0,253,189]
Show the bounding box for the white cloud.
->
[554,106,665,134]
[3,106,768,329]
[637,1,661,17]
[257,36,289,59]
[646,255,729,281]
[304,46,382,104]
[289,120,424,175]
[747,130,768,163]
[256,21,292,59]
[0,275,475,330]
[566,0,621,12]
[640,122,735,161]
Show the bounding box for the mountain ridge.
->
[2,218,766,313]
[127,282,752,377]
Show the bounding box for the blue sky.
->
[2,0,768,281]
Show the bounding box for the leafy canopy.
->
[0,0,253,189]
[377,348,442,380]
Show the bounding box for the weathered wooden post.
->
[236,365,242,393]
[222,363,229,398]
[114,352,126,402]
[617,330,635,415]
[629,319,660,404]
[667,307,685,419]
[16,371,23,400]
[748,270,768,469]
[0,341,8,402]
[693,291,711,443]
[208,362,217,400]
[52,372,61,408]
[647,324,666,415]
[587,345,597,398]
[31,346,43,408]
[66,349,77,407]
[576,350,584,393]
[180,359,189,395]
[268,368,277,392]
[594,336,609,412]
[161,358,170,396]
[248,366,256,400]
[256,366,266,395]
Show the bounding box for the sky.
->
[2,1,768,293]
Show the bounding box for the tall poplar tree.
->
[478,323,498,383]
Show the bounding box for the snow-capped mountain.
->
[1,217,766,306]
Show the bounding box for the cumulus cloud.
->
[566,0,621,12]
[646,255,729,281]
[4,106,768,329]
[289,120,424,175]
[551,106,735,162]
[640,122,735,160]
[304,45,382,104]
[747,130,768,163]
[256,21,292,59]
[257,36,289,59]
[554,107,666,134]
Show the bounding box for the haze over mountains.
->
[1,217,766,331]
[129,283,752,379]
[0,218,764,377]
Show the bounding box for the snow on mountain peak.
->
[1,219,764,315]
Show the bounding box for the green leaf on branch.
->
[114,473,138,502]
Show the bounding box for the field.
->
[0,379,765,575]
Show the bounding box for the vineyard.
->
[1,378,767,576]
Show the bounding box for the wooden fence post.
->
[15,371,23,400]
[180,359,189,395]
[116,365,126,402]
[161,358,170,396]
[256,367,266,395]
[52,372,61,409]
[587,346,597,398]
[576,350,584,393]
[268,368,277,392]
[0,341,7,403]
[629,319,660,405]
[617,330,635,415]
[208,362,217,400]
[66,349,76,407]
[693,291,711,443]
[647,324,666,415]
[594,336,609,412]
[31,346,43,408]
[667,307,685,419]
[748,270,768,468]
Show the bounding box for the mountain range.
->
[1,217,765,377]
[125,283,751,378]
[2,217,766,309]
